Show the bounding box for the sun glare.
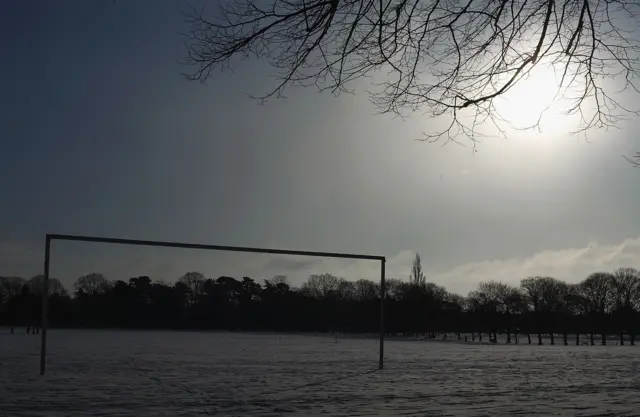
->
[495,64,573,136]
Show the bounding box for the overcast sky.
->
[2,0,639,296]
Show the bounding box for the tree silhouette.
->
[301,273,341,298]
[2,266,640,346]
[354,278,378,301]
[0,277,25,299]
[26,275,68,298]
[496,283,523,344]
[74,273,112,296]
[581,272,615,345]
[469,281,506,342]
[266,275,290,287]
[610,267,640,344]
[179,272,206,309]
[520,276,550,344]
[410,253,426,286]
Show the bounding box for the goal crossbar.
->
[40,233,386,375]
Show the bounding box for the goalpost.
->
[39,233,386,375]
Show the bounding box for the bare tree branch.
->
[622,151,640,167]
[182,0,640,159]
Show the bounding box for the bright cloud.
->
[426,237,640,295]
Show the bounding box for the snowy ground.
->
[2,329,640,416]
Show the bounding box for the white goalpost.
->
[39,233,386,375]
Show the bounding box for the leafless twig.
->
[622,152,640,167]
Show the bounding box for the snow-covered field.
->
[2,329,640,416]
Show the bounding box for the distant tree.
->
[0,277,26,300]
[301,273,340,298]
[241,276,262,300]
[580,272,615,345]
[520,276,555,345]
[26,275,68,297]
[611,268,640,311]
[216,276,243,307]
[74,273,112,296]
[564,284,590,345]
[264,276,291,295]
[335,279,356,300]
[354,279,378,301]
[410,253,426,286]
[470,281,507,342]
[129,276,152,291]
[442,292,466,339]
[423,282,447,304]
[545,280,571,345]
[610,268,640,344]
[0,277,26,326]
[538,277,569,344]
[266,275,290,287]
[383,278,404,301]
[495,283,523,344]
[413,281,447,337]
[179,272,205,308]
[445,293,466,310]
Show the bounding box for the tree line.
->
[1,254,639,345]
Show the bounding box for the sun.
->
[494,64,572,136]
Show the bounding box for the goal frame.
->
[40,233,386,375]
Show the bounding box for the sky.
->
[1,0,639,296]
